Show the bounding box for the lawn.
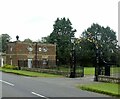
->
[50,66,120,75]
[77,82,120,97]
[49,66,95,75]
[84,67,120,75]
[111,67,120,74]
[84,67,94,75]
[0,67,63,77]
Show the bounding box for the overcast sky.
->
[0,0,119,41]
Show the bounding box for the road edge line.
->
[0,80,14,86]
[31,91,49,99]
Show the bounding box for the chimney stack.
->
[16,35,19,41]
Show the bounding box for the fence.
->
[18,59,84,77]
[18,59,56,69]
[21,66,84,77]
[97,65,120,83]
[97,65,119,77]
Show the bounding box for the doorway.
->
[28,59,32,68]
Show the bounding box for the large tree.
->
[48,17,77,65]
[0,34,11,52]
[79,23,117,66]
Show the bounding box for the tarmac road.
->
[1,72,111,98]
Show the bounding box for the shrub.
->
[2,64,18,70]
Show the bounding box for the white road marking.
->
[0,80,14,86]
[31,91,49,99]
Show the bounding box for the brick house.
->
[6,41,56,68]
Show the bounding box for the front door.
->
[0,58,3,67]
[28,59,32,68]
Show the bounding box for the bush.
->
[2,64,18,70]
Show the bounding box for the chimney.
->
[16,35,19,41]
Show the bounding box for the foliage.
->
[78,23,118,66]
[0,34,11,52]
[41,36,50,44]
[42,22,118,67]
[45,17,77,65]
[75,37,95,66]
[2,64,18,70]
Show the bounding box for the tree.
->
[75,37,95,66]
[79,23,117,66]
[41,36,50,44]
[0,34,11,52]
[48,17,77,65]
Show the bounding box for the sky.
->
[0,0,119,42]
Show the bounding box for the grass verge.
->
[77,82,120,97]
[0,68,63,77]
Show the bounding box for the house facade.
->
[6,41,56,68]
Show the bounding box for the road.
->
[1,72,111,98]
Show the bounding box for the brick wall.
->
[6,41,56,67]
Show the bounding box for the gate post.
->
[105,64,110,76]
[81,66,84,77]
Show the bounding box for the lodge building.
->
[6,41,56,68]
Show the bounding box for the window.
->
[27,46,33,52]
[39,47,42,52]
[43,47,48,52]
[42,59,48,65]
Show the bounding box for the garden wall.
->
[98,75,120,84]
